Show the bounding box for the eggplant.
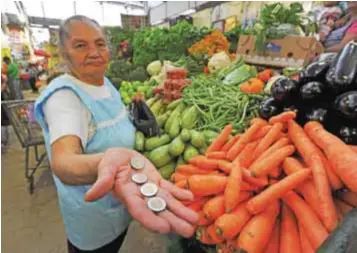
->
[334,91,357,121]
[271,77,299,102]
[304,107,329,125]
[300,81,326,101]
[337,125,357,145]
[326,41,357,94]
[259,97,281,120]
[299,59,331,83]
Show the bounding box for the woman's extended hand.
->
[84,148,199,237]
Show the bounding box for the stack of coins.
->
[130,157,166,212]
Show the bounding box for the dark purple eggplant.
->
[334,91,357,121]
[259,97,281,120]
[304,107,329,125]
[300,81,326,101]
[271,77,299,102]
[326,42,357,94]
[337,125,357,145]
[299,60,331,84]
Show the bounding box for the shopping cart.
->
[2,99,47,194]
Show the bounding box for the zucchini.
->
[190,130,206,149]
[159,162,176,180]
[156,111,171,128]
[317,208,357,253]
[145,134,171,151]
[166,99,183,110]
[181,106,198,129]
[150,99,164,117]
[176,156,185,167]
[180,129,191,142]
[184,145,200,162]
[168,118,181,139]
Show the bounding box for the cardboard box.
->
[237,35,324,68]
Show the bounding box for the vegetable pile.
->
[135,97,220,180]
[182,75,266,133]
[174,111,357,253]
[119,80,156,105]
[259,42,357,144]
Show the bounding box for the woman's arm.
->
[325,33,357,52]
[51,135,136,185]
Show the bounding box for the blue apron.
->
[34,75,136,250]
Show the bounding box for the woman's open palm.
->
[84,148,198,238]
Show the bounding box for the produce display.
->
[119,79,156,105]
[259,42,357,144]
[172,111,357,253]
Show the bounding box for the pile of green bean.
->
[183,75,267,134]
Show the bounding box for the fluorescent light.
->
[179,8,196,16]
[152,19,165,25]
[30,24,43,28]
[49,25,59,29]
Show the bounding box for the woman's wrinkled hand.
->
[84,148,199,238]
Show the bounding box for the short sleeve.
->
[347,21,357,35]
[43,89,90,148]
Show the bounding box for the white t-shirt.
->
[43,74,112,148]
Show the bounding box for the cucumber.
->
[184,145,200,162]
[180,129,191,142]
[169,136,185,157]
[134,131,145,151]
[145,134,171,151]
[317,208,357,253]
[149,145,173,168]
[158,162,176,180]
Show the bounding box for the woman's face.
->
[62,20,110,80]
[348,1,357,13]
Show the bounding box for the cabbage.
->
[147,60,162,76]
[208,52,232,73]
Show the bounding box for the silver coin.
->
[130,156,145,170]
[147,197,166,212]
[131,173,148,184]
[140,182,158,197]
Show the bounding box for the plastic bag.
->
[128,100,160,137]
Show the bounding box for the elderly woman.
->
[325,1,357,52]
[34,15,197,253]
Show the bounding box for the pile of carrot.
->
[170,111,357,253]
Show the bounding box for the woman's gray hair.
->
[58,15,103,50]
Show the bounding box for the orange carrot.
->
[304,121,357,191]
[288,120,343,190]
[337,191,357,207]
[250,145,295,177]
[188,175,227,197]
[251,125,273,141]
[218,160,232,174]
[175,179,188,189]
[264,218,280,253]
[206,124,233,153]
[250,118,268,126]
[349,145,357,154]
[221,135,240,152]
[298,222,314,253]
[234,140,259,168]
[283,191,328,249]
[310,154,338,232]
[203,195,225,221]
[227,120,266,161]
[206,151,227,160]
[189,156,219,170]
[247,169,311,215]
[237,191,253,202]
[207,224,224,244]
[171,172,189,183]
[217,240,237,253]
[283,157,321,217]
[252,123,284,161]
[187,197,209,212]
[242,168,268,187]
[198,210,212,226]
[224,161,242,213]
[269,111,296,124]
[241,181,261,192]
[237,201,280,253]
[269,166,282,178]
[280,204,301,253]
[196,227,215,245]
[215,201,252,239]
[176,164,211,175]
[334,198,354,215]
